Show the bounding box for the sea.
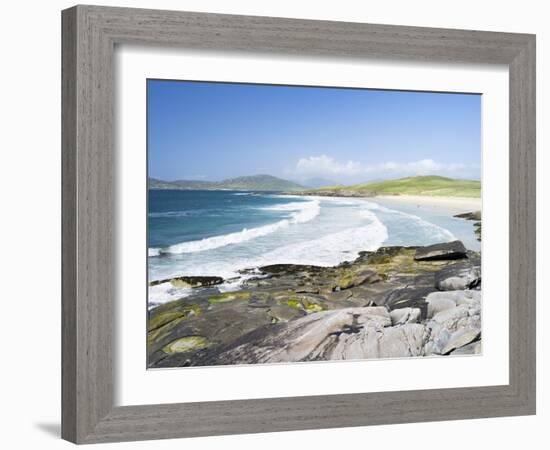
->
[148,190,480,306]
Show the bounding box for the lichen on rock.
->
[162,336,211,354]
[207,292,252,303]
[147,241,482,367]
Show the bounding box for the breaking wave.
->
[149,199,320,256]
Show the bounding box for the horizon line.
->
[149,173,481,184]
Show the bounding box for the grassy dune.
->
[313,176,481,198]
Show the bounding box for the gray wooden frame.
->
[62,4,536,444]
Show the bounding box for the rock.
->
[414,240,467,261]
[454,290,482,305]
[450,340,481,355]
[149,275,224,288]
[425,293,457,318]
[148,303,202,331]
[147,242,483,367]
[432,305,470,324]
[162,335,211,354]
[207,291,251,303]
[474,224,482,241]
[281,294,327,314]
[333,269,380,291]
[435,266,481,291]
[324,290,353,302]
[390,307,421,325]
[197,307,440,365]
[267,304,305,323]
[383,286,434,319]
[295,286,320,294]
[442,329,481,355]
[347,282,402,307]
[147,293,276,364]
[258,264,325,275]
[427,290,475,304]
[437,277,467,290]
[425,290,481,315]
[368,323,429,358]
[454,211,481,221]
[454,212,482,242]
[423,298,481,355]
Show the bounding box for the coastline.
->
[148,241,482,367]
[373,195,481,215]
[147,192,483,367]
[148,192,482,305]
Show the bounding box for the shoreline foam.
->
[150,198,321,256]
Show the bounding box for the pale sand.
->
[374,195,481,215]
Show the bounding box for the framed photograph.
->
[62,5,536,444]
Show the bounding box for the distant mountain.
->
[148,174,305,192]
[300,176,481,198]
[216,175,304,191]
[148,177,181,189]
[170,179,213,189]
[301,177,340,189]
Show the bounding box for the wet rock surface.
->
[149,275,224,289]
[414,240,467,261]
[148,241,482,368]
[454,211,482,242]
[454,211,481,221]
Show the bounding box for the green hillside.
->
[312,176,481,198]
[148,175,304,192]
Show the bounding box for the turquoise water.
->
[148,190,307,250]
[148,190,479,305]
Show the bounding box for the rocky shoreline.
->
[454,210,482,242]
[148,240,482,368]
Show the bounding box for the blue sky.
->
[148,79,481,184]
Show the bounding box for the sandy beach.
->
[374,195,481,215]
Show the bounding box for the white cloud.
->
[291,155,477,181]
[295,155,364,176]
